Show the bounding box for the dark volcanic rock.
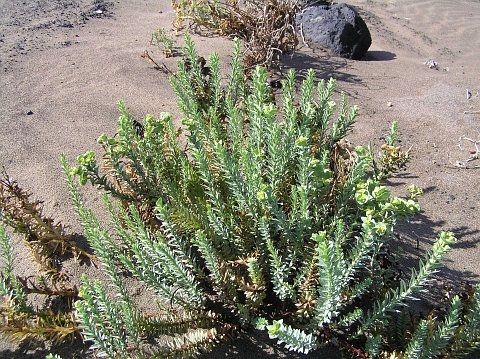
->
[296,3,372,60]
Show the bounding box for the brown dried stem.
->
[0,303,79,345]
[0,170,95,277]
[172,0,300,68]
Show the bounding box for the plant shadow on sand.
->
[393,200,480,359]
[279,51,362,84]
[395,213,480,287]
[277,50,386,102]
[0,339,91,359]
[363,50,396,61]
[199,331,342,358]
[383,173,480,302]
[0,334,342,359]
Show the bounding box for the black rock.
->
[296,3,372,60]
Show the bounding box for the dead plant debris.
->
[171,0,300,68]
[0,169,95,280]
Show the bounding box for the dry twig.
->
[172,0,299,68]
[299,22,310,49]
[141,50,174,75]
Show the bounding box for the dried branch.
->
[0,170,94,277]
[172,0,300,68]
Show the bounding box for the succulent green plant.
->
[63,36,480,358]
[151,28,175,58]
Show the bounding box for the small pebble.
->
[26,110,33,115]
[424,59,439,70]
[387,102,393,107]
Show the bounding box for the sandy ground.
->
[0,0,479,357]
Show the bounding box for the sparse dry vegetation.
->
[0,214,80,346]
[0,170,93,281]
[171,0,300,68]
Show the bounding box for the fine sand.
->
[0,0,479,357]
